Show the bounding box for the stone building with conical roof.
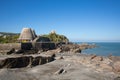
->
[18,28,37,42]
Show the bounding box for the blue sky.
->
[0,0,120,42]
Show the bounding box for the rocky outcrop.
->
[64,54,115,73]
[6,49,39,55]
[91,55,103,61]
[78,43,96,50]
[55,43,96,53]
[108,56,120,73]
[1,42,96,55]
[114,76,120,80]
[113,61,120,72]
[0,54,55,68]
[59,44,81,53]
[100,63,113,71]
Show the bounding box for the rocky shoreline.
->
[0,43,120,80]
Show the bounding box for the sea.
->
[75,42,120,56]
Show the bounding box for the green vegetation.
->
[42,32,69,43]
[0,32,19,36]
[0,32,19,43]
[0,32,69,43]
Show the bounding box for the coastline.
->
[0,43,120,80]
[0,52,120,80]
[81,42,120,56]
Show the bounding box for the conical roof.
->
[19,28,36,41]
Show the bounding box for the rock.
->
[0,54,55,68]
[108,56,120,62]
[0,59,6,68]
[72,48,81,53]
[37,50,43,54]
[114,76,120,80]
[0,56,31,68]
[60,46,70,52]
[54,68,66,75]
[100,63,113,71]
[91,56,103,61]
[55,56,64,60]
[46,48,61,54]
[15,49,24,54]
[59,44,82,53]
[56,48,62,53]
[113,61,120,72]
[31,56,41,66]
[90,55,97,59]
[7,48,15,54]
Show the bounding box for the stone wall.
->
[21,42,56,50]
[34,42,56,51]
[21,43,33,50]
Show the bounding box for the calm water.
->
[76,42,120,56]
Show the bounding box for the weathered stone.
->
[60,46,70,52]
[34,42,56,51]
[21,43,33,50]
[15,49,24,54]
[37,50,43,54]
[46,48,61,54]
[55,48,62,53]
[0,54,55,68]
[72,48,81,53]
[32,56,41,66]
[114,76,120,80]
[5,56,31,68]
[108,56,120,62]
[100,63,113,71]
[90,55,97,59]
[55,56,64,60]
[7,48,15,54]
[54,68,66,75]
[113,61,120,72]
[0,59,6,68]
[91,56,103,61]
